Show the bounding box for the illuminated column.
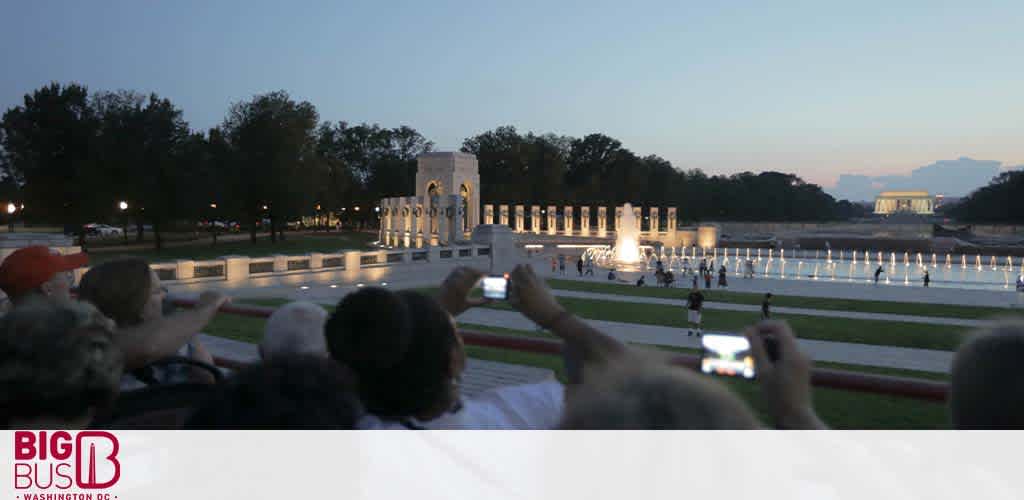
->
[650,207,660,233]
[614,206,623,234]
[400,198,411,247]
[514,205,525,233]
[450,194,464,243]
[408,196,422,248]
[633,205,642,232]
[531,205,541,234]
[547,205,557,235]
[437,199,450,246]
[497,203,509,225]
[597,207,607,237]
[483,204,494,225]
[666,207,677,232]
[563,206,574,236]
[580,207,591,236]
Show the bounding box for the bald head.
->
[560,360,761,430]
[261,302,328,361]
[951,321,1024,429]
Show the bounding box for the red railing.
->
[178,298,950,403]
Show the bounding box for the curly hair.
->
[0,298,122,427]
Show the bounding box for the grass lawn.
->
[547,278,1017,319]
[88,232,376,265]
[202,300,949,429]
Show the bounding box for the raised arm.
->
[743,321,828,430]
[116,291,231,371]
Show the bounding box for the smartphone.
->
[481,275,509,300]
[700,334,756,380]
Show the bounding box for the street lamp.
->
[6,203,15,215]
[118,201,129,241]
[5,203,15,233]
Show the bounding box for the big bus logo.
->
[13,431,121,490]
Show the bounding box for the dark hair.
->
[78,258,153,326]
[185,356,361,429]
[324,288,458,420]
[765,293,772,298]
[951,323,1024,429]
[0,299,122,427]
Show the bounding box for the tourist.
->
[636,275,646,287]
[0,245,89,307]
[704,270,712,289]
[743,321,828,429]
[559,353,760,429]
[551,256,557,274]
[656,260,664,273]
[1,298,122,429]
[874,265,884,284]
[1017,274,1024,292]
[718,265,728,287]
[745,259,755,278]
[325,265,624,429]
[77,258,227,386]
[186,356,362,429]
[663,270,675,288]
[577,256,584,276]
[558,254,566,276]
[585,259,594,276]
[923,270,930,288]
[260,301,329,361]
[762,293,773,320]
[949,321,1024,429]
[608,268,617,281]
[699,259,707,276]
[685,284,705,337]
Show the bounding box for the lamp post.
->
[6,202,16,233]
[210,202,219,245]
[118,201,129,241]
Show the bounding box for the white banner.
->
[3,431,1022,500]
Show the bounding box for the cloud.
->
[828,157,1014,202]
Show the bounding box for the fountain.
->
[610,202,642,270]
[990,256,997,270]
[976,255,982,270]
[962,255,967,269]
[946,254,951,268]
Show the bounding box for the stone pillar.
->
[514,205,525,233]
[563,206,574,236]
[580,207,590,236]
[633,205,642,232]
[597,207,608,237]
[379,199,390,245]
[438,200,450,246]
[272,254,288,272]
[667,208,677,232]
[483,204,494,225]
[175,260,195,281]
[222,255,251,283]
[650,207,660,233]
[500,205,510,227]
[450,194,465,243]
[407,196,420,248]
[547,205,557,235]
[472,224,519,274]
[343,250,362,282]
[308,252,323,269]
[614,206,623,233]
[531,205,541,234]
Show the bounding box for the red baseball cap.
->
[0,246,89,298]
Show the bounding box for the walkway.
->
[547,289,992,328]
[198,334,555,398]
[456,308,954,373]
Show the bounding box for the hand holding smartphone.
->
[700,334,757,379]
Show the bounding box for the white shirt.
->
[359,379,565,430]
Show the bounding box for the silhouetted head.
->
[950,322,1024,429]
[324,288,464,421]
[78,258,164,327]
[186,356,361,429]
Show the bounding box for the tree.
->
[220,91,320,242]
[951,170,1024,223]
[0,82,102,243]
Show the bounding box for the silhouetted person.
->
[636,275,645,287]
[923,270,930,287]
[577,257,584,276]
[874,266,884,284]
[761,293,772,320]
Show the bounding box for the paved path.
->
[456,308,955,373]
[547,289,992,328]
[198,334,555,398]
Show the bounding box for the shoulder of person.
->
[426,379,565,430]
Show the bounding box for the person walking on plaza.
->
[576,257,584,277]
[874,265,884,284]
[923,270,930,287]
[704,270,712,289]
[551,256,557,274]
[718,265,728,287]
[558,254,566,276]
[761,293,773,320]
[585,259,594,277]
[686,285,705,337]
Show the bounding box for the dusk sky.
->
[2,1,1021,198]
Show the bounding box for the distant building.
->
[874,191,935,215]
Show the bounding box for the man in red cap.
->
[0,245,89,307]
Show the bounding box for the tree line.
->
[948,170,1023,223]
[2,82,866,250]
